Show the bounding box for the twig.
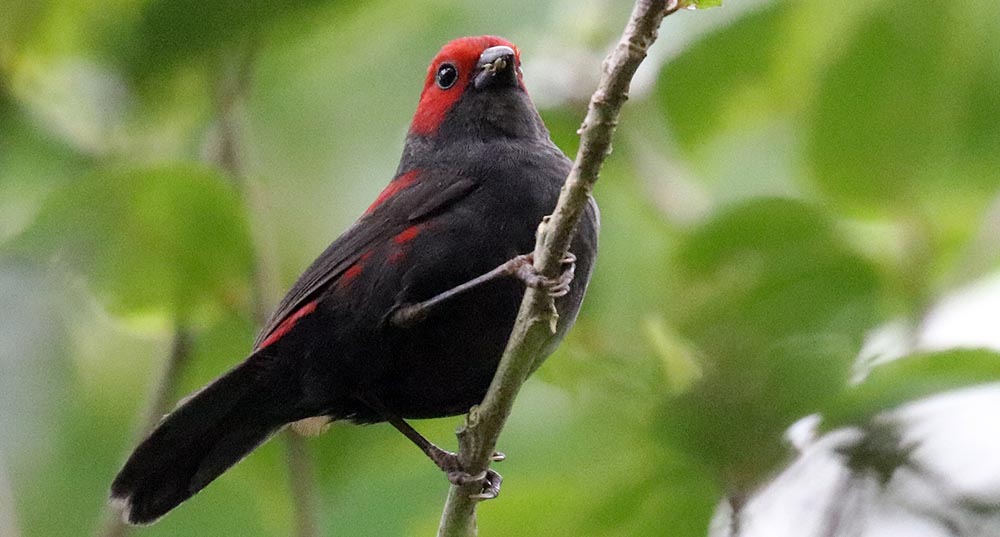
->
[211,42,320,537]
[97,328,192,537]
[0,451,21,537]
[727,492,747,537]
[951,190,1000,285]
[821,471,860,537]
[436,2,682,535]
[285,433,321,537]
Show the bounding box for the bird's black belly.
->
[378,276,524,418]
[372,204,597,420]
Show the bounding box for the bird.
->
[110,35,599,525]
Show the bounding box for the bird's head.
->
[408,36,547,143]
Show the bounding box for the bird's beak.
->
[474,46,518,90]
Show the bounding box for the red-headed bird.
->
[111,35,599,525]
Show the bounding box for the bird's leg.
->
[391,252,576,327]
[360,395,505,500]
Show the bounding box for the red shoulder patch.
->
[258,300,318,350]
[366,170,419,214]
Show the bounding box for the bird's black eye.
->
[436,63,458,89]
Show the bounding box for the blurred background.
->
[2,0,1000,536]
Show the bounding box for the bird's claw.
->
[432,449,504,501]
[509,252,576,298]
[447,469,503,500]
[447,469,487,485]
[469,469,503,500]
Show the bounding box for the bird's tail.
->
[110,351,306,525]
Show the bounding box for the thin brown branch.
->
[285,433,321,537]
[142,330,193,438]
[436,1,681,535]
[211,42,320,537]
[97,328,192,537]
[211,40,271,323]
[728,492,748,537]
[0,452,21,537]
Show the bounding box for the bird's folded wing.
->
[252,174,481,349]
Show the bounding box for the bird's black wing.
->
[252,175,481,350]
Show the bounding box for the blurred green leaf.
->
[587,451,719,537]
[824,349,1000,429]
[681,0,723,9]
[644,316,702,394]
[8,57,131,155]
[0,91,88,241]
[122,0,339,79]
[656,2,790,155]
[660,198,882,487]
[672,198,881,355]
[0,0,46,64]
[660,338,852,489]
[808,0,1000,224]
[12,164,254,323]
[657,0,1000,290]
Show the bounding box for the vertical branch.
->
[950,190,1000,287]
[97,328,192,537]
[284,429,321,537]
[436,1,682,536]
[211,41,275,324]
[141,330,193,434]
[0,451,20,537]
[727,492,748,537]
[210,41,320,537]
[821,472,859,537]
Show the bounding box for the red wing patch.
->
[340,263,364,285]
[337,251,373,289]
[393,224,423,244]
[258,300,318,350]
[366,170,419,214]
[387,250,406,264]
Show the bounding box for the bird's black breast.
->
[369,141,598,419]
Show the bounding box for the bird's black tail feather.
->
[110,352,305,525]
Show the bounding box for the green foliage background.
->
[2,0,999,535]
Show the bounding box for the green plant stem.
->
[0,451,21,537]
[212,42,320,537]
[97,328,192,537]
[435,1,681,535]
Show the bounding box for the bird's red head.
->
[409,36,525,137]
